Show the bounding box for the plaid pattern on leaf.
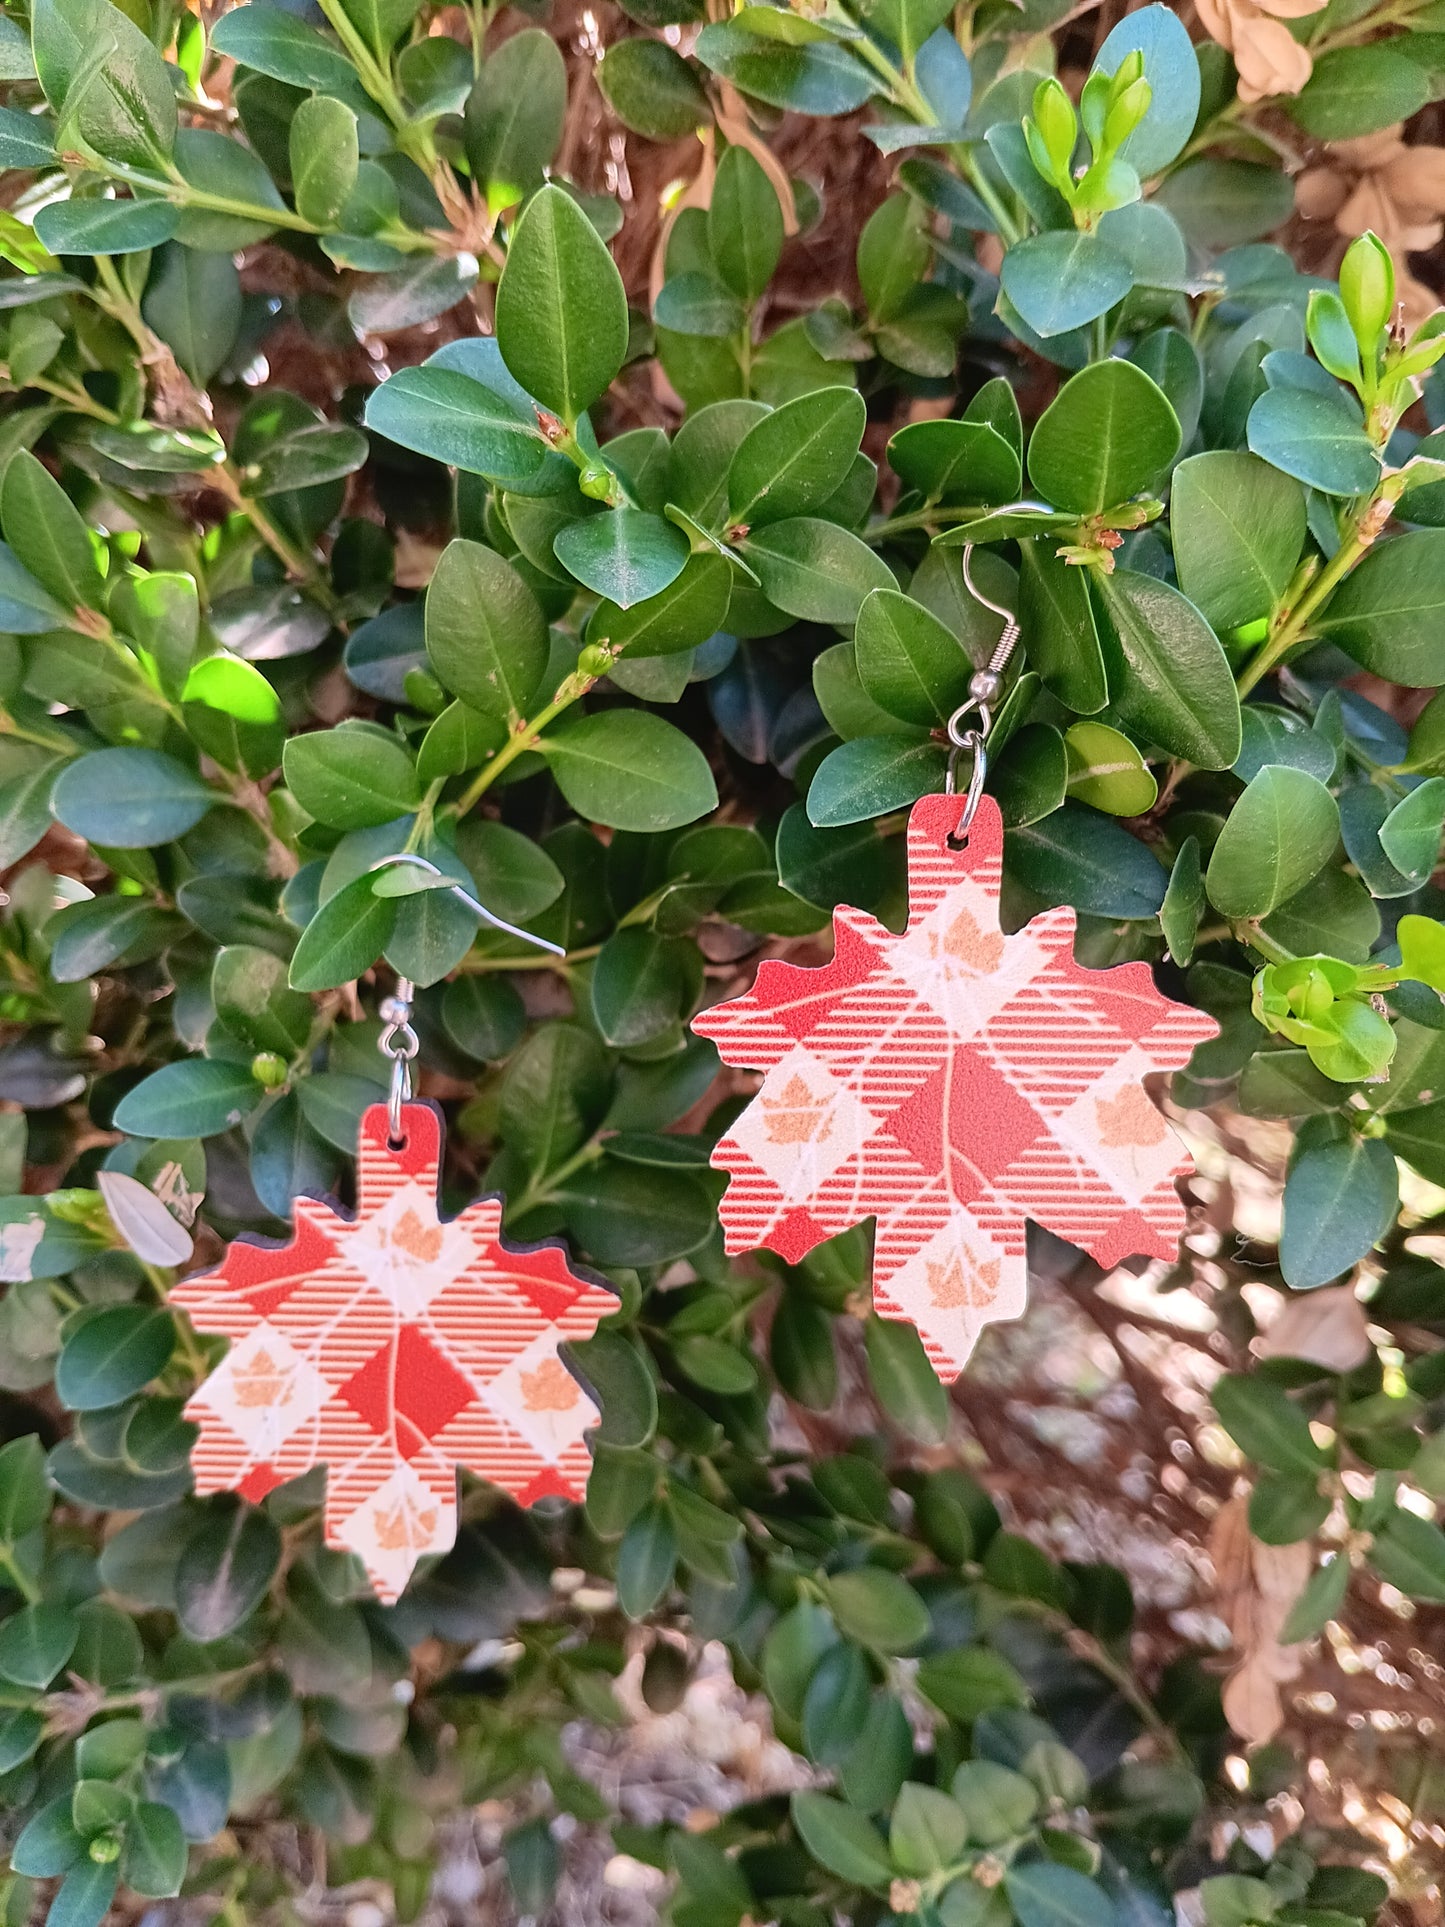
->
[693,794,1216,1379]
[171,1102,614,1601]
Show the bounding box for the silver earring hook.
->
[942,536,1026,836]
[368,854,565,1144]
[366,853,567,958]
[379,975,420,1145]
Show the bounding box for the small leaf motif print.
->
[927,1251,1002,1311]
[762,1072,834,1144]
[232,1346,295,1408]
[374,1493,440,1552]
[387,1205,444,1262]
[941,904,1005,972]
[1094,1081,1169,1148]
[521,1356,581,1412]
[694,795,1217,1379]
[170,1102,616,1601]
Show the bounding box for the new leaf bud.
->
[1029,77,1078,182]
[1339,231,1395,355]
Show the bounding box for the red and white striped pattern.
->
[694,794,1215,1379]
[172,1103,615,1601]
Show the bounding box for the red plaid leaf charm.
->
[171,1103,614,1601]
[693,794,1216,1379]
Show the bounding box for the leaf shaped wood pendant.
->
[693,793,1216,1379]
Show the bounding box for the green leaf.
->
[654,271,746,338]
[183,654,283,778]
[464,28,567,210]
[887,418,1021,506]
[33,0,176,168]
[0,1602,78,1686]
[500,1021,612,1169]
[48,1863,118,1927]
[728,387,866,528]
[11,1797,87,1877]
[289,874,397,991]
[171,127,286,250]
[364,364,548,486]
[695,20,875,115]
[790,1791,894,1890]
[824,1567,930,1653]
[0,1435,51,1541]
[1091,4,1200,175]
[1379,778,1445,884]
[175,1503,282,1641]
[1280,1134,1398,1288]
[1093,570,1241,768]
[0,758,64,869]
[853,587,974,729]
[1160,835,1204,967]
[1204,766,1339,919]
[1369,1508,1445,1601]
[1016,538,1108,714]
[564,1329,657,1448]
[2,448,105,610]
[1288,45,1429,140]
[589,551,731,658]
[495,183,629,425]
[113,1060,263,1139]
[0,106,55,168]
[1278,1552,1349,1643]
[801,1639,870,1765]
[1314,531,1445,687]
[425,538,547,721]
[1005,1863,1118,1927]
[0,541,68,631]
[599,38,709,140]
[283,722,421,830]
[1063,721,1156,816]
[1000,229,1133,340]
[542,709,717,831]
[289,94,361,228]
[338,0,417,56]
[890,1782,969,1874]
[865,1312,949,1443]
[122,1803,187,1900]
[591,928,696,1046]
[34,197,178,256]
[916,1648,1029,1721]
[141,244,241,386]
[807,735,946,827]
[210,5,361,94]
[1212,1373,1329,1476]
[1246,386,1379,498]
[952,1760,1040,1845]
[1027,360,1180,514]
[554,508,690,607]
[710,141,785,300]
[1249,1471,1329,1546]
[1169,450,1307,632]
[56,1305,175,1410]
[616,1497,678,1615]
[777,804,891,911]
[52,748,213,847]
[1005,805,1167,919]
[743,516,893,624]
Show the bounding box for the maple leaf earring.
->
[693,543,1220,1382]
[170,895,612,1605]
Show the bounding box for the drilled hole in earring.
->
[388,1133,408,1154]
[945,829,970,853]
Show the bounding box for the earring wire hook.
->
[942,518,1033,827]
[368,853,566,1143]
